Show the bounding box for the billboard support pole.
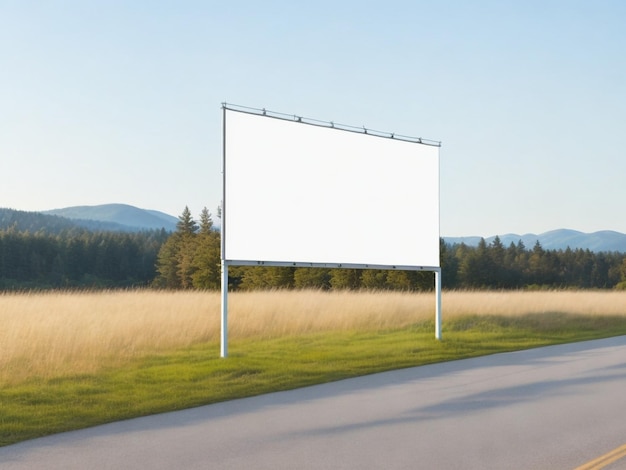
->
[220,104,229,358]
[435,268,442,340]
[220,260,228,358]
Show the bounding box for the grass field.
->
[2,289,626,446]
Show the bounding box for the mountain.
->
[0,208,80,233]
[42,204,178,232]
[5,204,624,252]
[444,229,626,253]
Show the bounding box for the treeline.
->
[442,237,626,290]
[151,207,437,291]
[0,228,168,289]
[2,206,626,291]
[153,210,626,291]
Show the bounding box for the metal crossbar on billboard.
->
[221,103,442,147]
[222,103,441,147]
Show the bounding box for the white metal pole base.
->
[220,261,228,358]
[435,269,442,340]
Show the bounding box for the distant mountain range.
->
[2,204,625,253]
[443,229,626,253]
[0,204,178,233]
[42,204,178,232]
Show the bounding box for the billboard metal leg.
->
[221,261,228,358]
[435,269,442,340]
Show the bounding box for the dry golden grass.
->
[228,289,437,337]
[441,290,626,317]
[1,289,625,384]
[0,290,219,384]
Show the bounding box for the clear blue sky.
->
[2,1,625,237]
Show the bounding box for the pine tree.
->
[154,207,199,289]
[199,207,213,234]
[385,270,412,290]
[192,207,221,289]
[238,266,294,290]
[293,267,331,289]
[616,258,626,290]
[176,206,199,235]
[360,269,387,289]
[329,269,361,289]
[458,238,493,288]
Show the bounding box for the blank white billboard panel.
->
[223,109,440,268]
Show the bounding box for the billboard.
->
[223,107,440,269]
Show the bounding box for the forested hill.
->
[1,205,177,234]
[43,204,178,232]
[0,208,140,234]
[1,208,86,234]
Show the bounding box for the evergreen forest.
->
[1,207,626,291]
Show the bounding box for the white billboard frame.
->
[220,104,442,357]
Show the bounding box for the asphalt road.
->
[2,336,626,469]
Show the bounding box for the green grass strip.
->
[2,312,626,447]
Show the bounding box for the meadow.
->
[2,289,626,445]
